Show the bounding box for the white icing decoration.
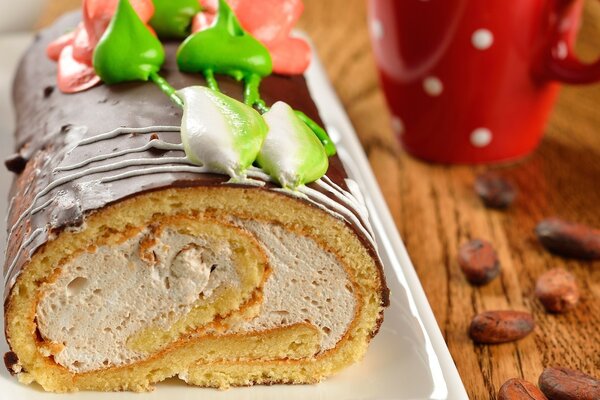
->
[470,128,493,147]
[423,76,443,96]
[178,87,239,176]
[259,102,304,186]
[178,87,267,179]
[257,102,328,188]
[471,29,494,50]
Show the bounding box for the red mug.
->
[368,0,600,164]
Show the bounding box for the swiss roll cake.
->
[3,0,389,393]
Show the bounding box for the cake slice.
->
[3,8,389,393]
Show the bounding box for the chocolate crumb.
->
[43,85,55,98]
[148,133,170,155]
[60,124,72,133]
[4,351,19,375]
[4,153,27,174]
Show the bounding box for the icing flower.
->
[191,0,311,75]
[178,86,268,178]
[46,0,155,93]
[257,101,328,188]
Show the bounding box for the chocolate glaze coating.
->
[3,12,389,314]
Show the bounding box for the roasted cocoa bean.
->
[458,239,500,285]
[474,173,517,209]
[535,268,579,313]
[499,378,548,400]
[536,218,600,260]
[539,367,600,400]
[469,310,534,344]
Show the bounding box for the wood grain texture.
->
[38,1,600,398]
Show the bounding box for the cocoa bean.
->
[535,269,579,313]
[474,173,517,209]
[469,311,534,344]
[458,239,500,285]
[539,367,600,400]
[536,218,600,260]
[499,378,548,400]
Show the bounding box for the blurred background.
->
[2,1,599,398]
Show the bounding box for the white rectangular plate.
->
[0,33,468,399]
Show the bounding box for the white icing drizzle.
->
[9,156,193,243]
[296,185,376,248]
[56,140,184,172]
[100,165,208,183]
[78,126,181,146]
[318,176,365,214]
[244,167,376,246]
[4,126,377,287]
[226,174,267,187]
[246,167,272,181]
[316,176,377,247]
[344,179,376,240]
[6,228,45,289]
[5,197,15,228]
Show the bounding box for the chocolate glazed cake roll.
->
[3,12,389,393]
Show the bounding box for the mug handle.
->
[542,0,600,84]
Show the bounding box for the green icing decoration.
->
[149,71,184,107]
[257,102,329,188]
[294,110,337,156]
[244,74,268,112]
[176,0,272,80]
[93,0,165,85]
[150,0,201,39]
[204,69,220,92]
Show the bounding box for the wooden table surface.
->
[39,1,600,398]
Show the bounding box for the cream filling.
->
[36,228,238,372]
[35,221,356,373]
[229,220,356,352]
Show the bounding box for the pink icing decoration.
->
[193,0,311,75]
[46,30,75,62]
[56,45,102,94]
